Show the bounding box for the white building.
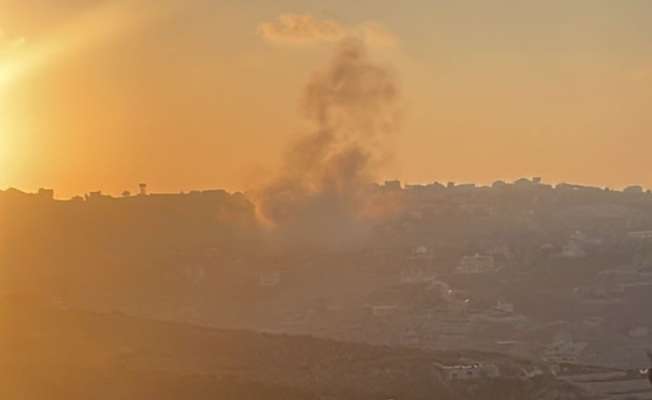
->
[628,230,652,240]
[434,361,500,381]
[457,254,496,274]
[495,300,515,314]
[560,240,586,258]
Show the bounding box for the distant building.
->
[624,185,644,194]
[401,246,435,283]
[457,254,496,274]
[405,184,426,192]
[628,231,652,240]
[570,230,603,246]
[434,361,500,381]
[543,334,588,364]
[139,183,148,196]
[514,177,533,187]
[450,183,476,192]
[486,244,513,260]
[495,300,515,314]
[258,271,281,287]
[37,188,54,200]
[408,245,434,262]
[85,191,105,201]
[558,367,652,399]
[371,305,399,317]
[383,180,402,191]
[560,240,586,258]
[428,181,446,191]
[400,265,432,284]
[414,245,428,255]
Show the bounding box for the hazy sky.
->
[1,0,652,197]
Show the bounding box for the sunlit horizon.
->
[2,0,652,197]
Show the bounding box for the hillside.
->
[0,298,586,400]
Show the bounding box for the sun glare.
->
[0,67,7,87]
[0,62,15,186]
[0,130,10,187]
[0,1,172,91]
[0,1,176,189]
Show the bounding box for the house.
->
[624,185,644,194]
[85,191,107,201]
[557,367,652,400]
[495,300,515,314]
[486,244,513,260]
[514,177,534,187]
[400,265,432,284]
[383,180,402,191]
[370,305,399,317]
[560,240,586,258]
[406,245,434,263]
[401,246,435,283]
[570,230,603,245]
[37,188,54,200]
[543,334,588,365]
[434,361,500,381]
[628,230,652,240]
[457,254,496,274]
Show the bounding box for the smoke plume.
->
[258,14,397,48]
[256,36,401,250]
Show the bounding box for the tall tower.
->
[139,183,147,196]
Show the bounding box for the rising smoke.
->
[256,37,401,250]
[257,14,397,48]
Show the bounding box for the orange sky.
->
[1,0,652,198]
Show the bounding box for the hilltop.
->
[2,178,652,371]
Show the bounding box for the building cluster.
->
[3,177,652,380]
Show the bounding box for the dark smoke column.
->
[257,38,401,250]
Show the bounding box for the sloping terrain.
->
[0,298,586,400]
